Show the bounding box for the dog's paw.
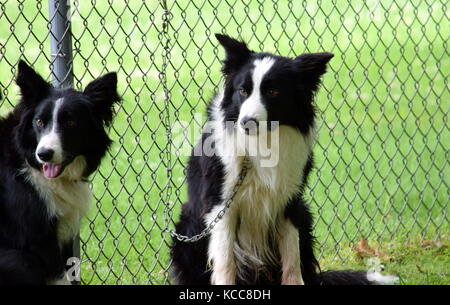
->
[211,266,236,285]
[282,270,304,285]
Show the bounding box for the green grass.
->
[0,0,448,284]
[321,237,450,285]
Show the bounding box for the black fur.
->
[0,60,119,284]
[171,34,376,285]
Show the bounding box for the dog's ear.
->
[215,33,253,75]
[83,72,120,126]
[294,52,334,91]
[16,60,51,103]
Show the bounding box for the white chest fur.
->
[25,156,92,245]
[202,91,316,283]
[207,115,314,280]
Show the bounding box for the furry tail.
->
[316,270,398,285]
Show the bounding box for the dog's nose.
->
[37,148,54,162]
[240,116,259,134]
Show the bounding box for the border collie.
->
[171,34,397,285]
[0,61,119,284]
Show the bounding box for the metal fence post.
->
[49,0,73,88]
[48,0,78,282]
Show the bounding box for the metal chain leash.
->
[169,157,251,243]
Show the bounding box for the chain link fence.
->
[0,0,448,284]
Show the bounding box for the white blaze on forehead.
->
[252,57,276,89]
[238,57,275,125]
[36,98,64,163]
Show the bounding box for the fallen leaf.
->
[352,237,391,261]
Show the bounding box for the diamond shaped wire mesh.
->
[0,0,448,284]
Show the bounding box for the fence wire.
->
[0,0,448,284]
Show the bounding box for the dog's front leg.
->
[207,210,237,285]
[278,219,304,285]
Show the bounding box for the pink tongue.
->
[43,163,62,179]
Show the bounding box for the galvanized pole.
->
[49,0,73,88]
[48,0,79,283]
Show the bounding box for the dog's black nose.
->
[240,116,259,127]
[240,116,259,134]
[37,148,54,162]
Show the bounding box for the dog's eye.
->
[267,88,279,97]
[66,120,77,127]
[239,89,248,97]
[35,119,44,128]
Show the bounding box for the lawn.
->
[0,0,448,284]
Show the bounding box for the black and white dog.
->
[0,61,119,284]
[171,34,397,285]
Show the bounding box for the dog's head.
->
[215,34,333,135]
[15,60,120,179]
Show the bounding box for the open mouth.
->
[42,163,63,179]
